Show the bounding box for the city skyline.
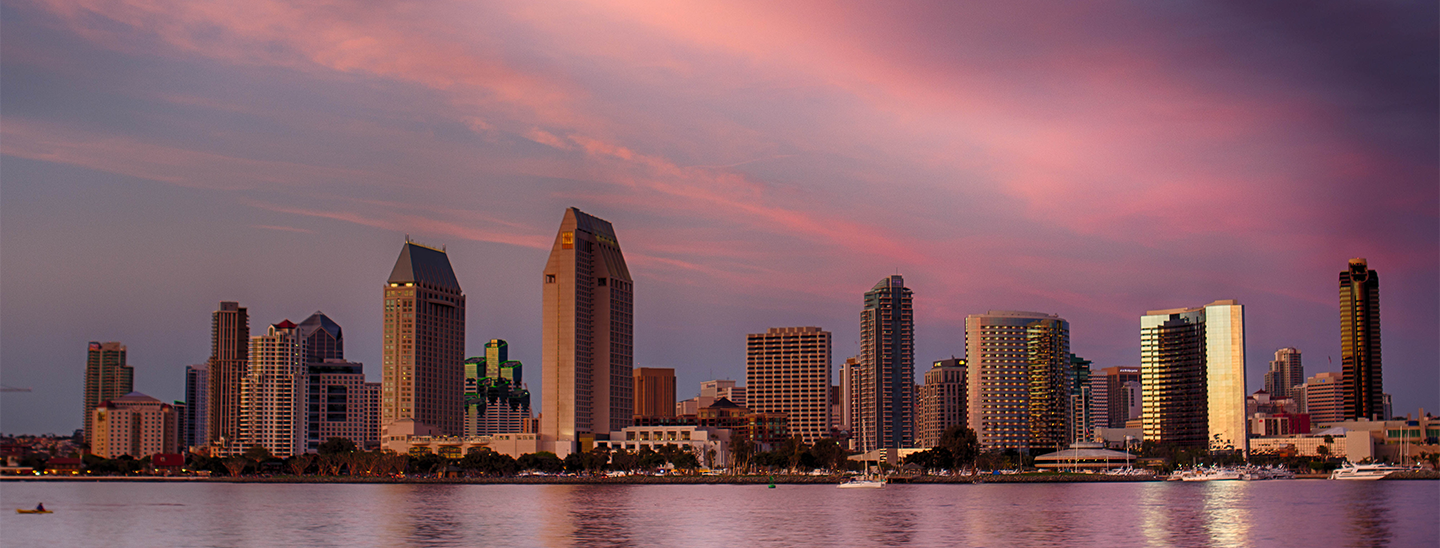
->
[3,2,1437,435]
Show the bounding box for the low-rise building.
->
[380,419,540,459]
[91,392,179,459]
[596,425,731,469]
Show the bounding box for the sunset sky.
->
[2,1,1436,434]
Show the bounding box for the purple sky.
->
[2,1,1436,435]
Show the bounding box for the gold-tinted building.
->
[541,208,633,454]
[1140,300,1246,452]
[382,241,466,436]
[1339,258,1383,420]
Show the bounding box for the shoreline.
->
[5,470,1437,484]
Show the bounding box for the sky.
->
[1,1,1436,435]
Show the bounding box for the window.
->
[545,274,556,283]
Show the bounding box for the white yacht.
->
[1329,462,1414,481]
[1180,467,1242,481]
[837,476,886,489]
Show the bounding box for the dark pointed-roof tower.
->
[297,311,344,363]
[382,240,466,436]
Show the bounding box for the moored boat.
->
[1329,462,1414,481]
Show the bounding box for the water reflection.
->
[1340,484,1393,546]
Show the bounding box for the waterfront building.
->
[307,360,375,451]
[1033,442,1138,471]
[747,327,832,444]
[83,341,133,448]
[854,276,914,451]
[91,392,179,459]
[917,358,966,448]
[382,240,466,436]
[381,419,540,459]
[1339,258,1383,420]
[1264,347,1304,402]
[1140,300,1247,452]
[183,364,208,450]
[596,425,732,469]
[633,368,676,420]
[464,340,532,436]
[1299,371,1345,425]
[239,320,307,457]
[207,301,249,447]
[965,311,1069,451]
[296,311,344,363]
[541,208,634,455]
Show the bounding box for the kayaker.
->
[34,503,45,511]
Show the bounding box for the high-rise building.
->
[207,301,249,447]
[1299,371,1344,425]
[91,392,178,459]
[747,327,833,444]
[296,311,344,364]
[307,360,375,451]
[1101,366,1141,428]
[362,382,382,444]
[1088,373,1108,434]
[183,364,208,450]
[1339,258,1382,420]
[1067,354,1093,447]
[965,311,1068,451]
[917,358,966,448]
[838,356,858,433]
[383,240,466,436]
[1264,348,1304,402]
[239,320,307,457]
[83,341,133,448]
[1140,300,1246,452]
[634,368,677,420]
[464,340,532,435]
[541,208,634,454]
[1027,321,1073,452]
[853,276,914,451]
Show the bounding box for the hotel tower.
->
[541,208,634,454]
[382,240,466,436]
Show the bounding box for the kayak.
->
[16,509,52,514]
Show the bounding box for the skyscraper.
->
[1339,258,1382,420]
[747,327,833,444]
[838,356,858,433]
[183,364,208,450]
[633,368,677,420]
[207,301,249,447]
[1027,321,1073,452]
[382,240,466,436]
[239,320,307,457]
[965,311,1069,451]
[541,208,634,454]
[83,341,133,447]
[1140,300,1246,452]
[1264,347,1304,401]
[854,276,914,451]
[917,358,966,448]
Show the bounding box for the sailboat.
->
[839,425,885,488]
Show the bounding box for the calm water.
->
[1,480,1435,547]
